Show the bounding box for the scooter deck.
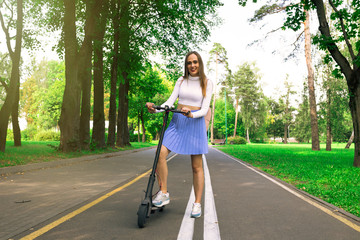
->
[151,205,165,213]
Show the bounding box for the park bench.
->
[211,139,226,145]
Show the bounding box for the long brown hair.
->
[183,51,208,97]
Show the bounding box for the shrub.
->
[129,131,153,143]
[227,136,247,145]
[34,130,60,141]
[21,126,38,140]
[6,129,14,140]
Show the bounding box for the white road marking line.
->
[177,187,195,240]
[213,148,360,233]
[177,155,221,240]
[203,154,221,240]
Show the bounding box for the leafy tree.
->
[240,0,360,166]
[213,97,236,139]
[232,62,263,143]
[128,63,166,142]
[266,98,284,141]
[21,60,65,130]
[293,81,312,143]
[317,60,351,148]
[0,53,11,109]
[241,0,320,149]
[143,73,176,140]
[91,0,109,149]
[281,76,296,144]
[0,0,23,151]
[207,43,230,143]
[85,0,222,148]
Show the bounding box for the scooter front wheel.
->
[137,203,148,228]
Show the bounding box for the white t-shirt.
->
[159,75,213,118]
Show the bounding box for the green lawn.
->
[0,141,156,168]
[215,143,360,218]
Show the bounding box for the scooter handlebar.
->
[152,105,190,115]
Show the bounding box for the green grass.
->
[215,143,360,218]
[0,141,156,168]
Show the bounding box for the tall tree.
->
[286,0,360,166]
[111,0,222,147]
[116,0,131,147]
[266,98,284,141]
[107,0,120,147]
[318,59,351,150]
[58,0,81,152]
[207,43,229,143]
[59,0,104,151]
[281,76,296,144]
[304,9,320,150]
[78,0,103,150]
[92,0,108,149]
[293,81,312,143]
[241,1,320,150]
[232,62,262,143]
[0,0,23,152]
[128,64,165,142]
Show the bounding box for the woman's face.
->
[187,54,200,76]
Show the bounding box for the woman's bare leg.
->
[156,145,170,193]
[191,154,204,203]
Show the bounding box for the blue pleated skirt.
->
[162,111,208,155]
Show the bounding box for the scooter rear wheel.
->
[137,204,148,228]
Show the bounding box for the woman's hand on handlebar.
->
[146,102,156,113]
[181,107,193,118]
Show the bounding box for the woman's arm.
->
[191,79,213,118]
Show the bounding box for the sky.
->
[198,1,317,101]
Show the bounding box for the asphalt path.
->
[1,147,360,240]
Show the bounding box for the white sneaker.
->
[152,191,170,207]
[191,203,202,218]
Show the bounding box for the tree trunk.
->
[233,98,239,137]
[92,4,107,149]
[117,72,131,147]
[326,86,332,151]
[304,10,320,151]
[311,0,360,166]
[349,73,360,167]
[78,0,103,150]
[283,123,288,144]
[141,109,146,142]
[345,131,354,149]
[246,128,250,143]
[0,0,23,152]
[137,111,140,142]
[210,54,218,143]
[78,37,93,150]
[116,1,131,147]
[210,96,216,143]
[12,87,21,146]
[107,0,119,147]
[59,0,81,152]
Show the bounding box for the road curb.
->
[0,146,156,177]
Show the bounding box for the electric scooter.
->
[137,105,187,228]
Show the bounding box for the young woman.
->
[146,51,213,218]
